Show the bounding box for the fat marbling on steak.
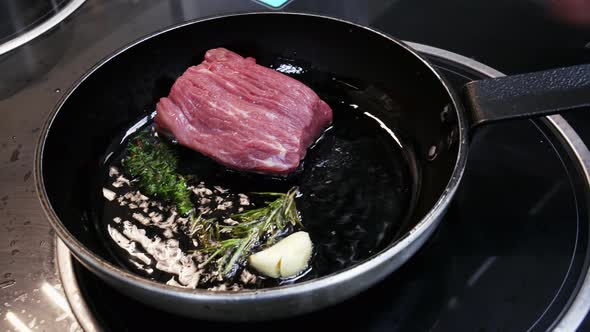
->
[154,48,333,175]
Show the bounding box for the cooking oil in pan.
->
[93,61,418,290]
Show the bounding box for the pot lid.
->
[0,0,85,56]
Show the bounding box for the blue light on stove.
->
[254,0,291,9]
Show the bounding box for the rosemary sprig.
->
[196,187,302,277]
[190,213,217,247]
[124,132,193,215]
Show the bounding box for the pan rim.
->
[35,11,469,301]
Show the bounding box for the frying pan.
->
[35,12,590,321]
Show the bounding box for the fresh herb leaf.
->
[124,132,193,215]
[195,187,302,277]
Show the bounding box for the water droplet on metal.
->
[0,280,16,289]
[54,88,61,93]
[11,136,16,141]
[9,240,17,247]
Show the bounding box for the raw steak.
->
[154,48,333,175]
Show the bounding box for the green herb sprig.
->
[195,187,302,277]
[124,133,193,215]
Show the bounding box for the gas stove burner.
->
[0,0,85,55]
[53,43,590,331]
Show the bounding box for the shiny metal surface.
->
[0,108,80,330]
[56,240,99,332]
[0,0,86,56]
[54,42,590,331]
[549,115,590,332]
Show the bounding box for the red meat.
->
[155,48,333,175]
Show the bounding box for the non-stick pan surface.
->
[36,12,588,320]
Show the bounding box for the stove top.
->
[0,0,85,55]
[1,1,589,331]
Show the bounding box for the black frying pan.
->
[35,12,590,321]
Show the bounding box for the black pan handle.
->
[462,64,590,129]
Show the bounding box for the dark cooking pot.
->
[35,12,590,321]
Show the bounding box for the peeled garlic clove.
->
[248,231,313,278]
[248,247,281,278]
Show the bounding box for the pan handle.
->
[462,64,590,129]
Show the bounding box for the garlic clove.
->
[248,231,313,278]
[248,248,281,278]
